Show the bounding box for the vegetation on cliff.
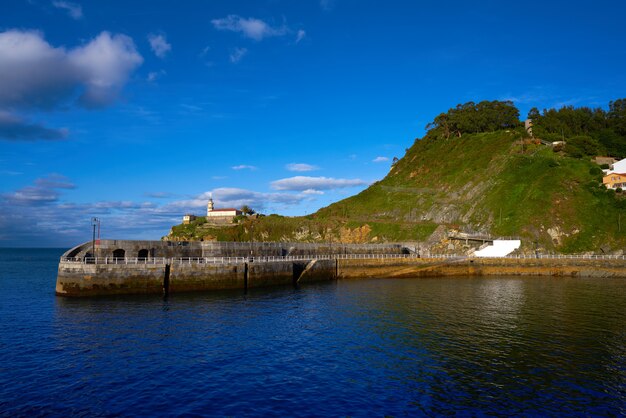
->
[167,99,626,253]
[529,99,626,158]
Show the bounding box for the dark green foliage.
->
[425,100,520,140]
[529,99,626,158]
[240,205,255,215]
[589,166,603,176]
[608,99,626,136]
[565,135,602,158]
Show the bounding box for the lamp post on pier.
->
[91,217,100,258]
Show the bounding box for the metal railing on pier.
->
[61,257,168,265]
[60,252,626,265]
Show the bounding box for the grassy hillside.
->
[167,127,626,253]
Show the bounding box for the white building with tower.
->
[206,197,242,219]
[181,197,242,225]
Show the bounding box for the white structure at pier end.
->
[473,240,521,257]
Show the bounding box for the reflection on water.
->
[0,249,624,416]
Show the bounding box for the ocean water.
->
[0,248,624,417]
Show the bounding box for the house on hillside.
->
[594,156,616,166]
[608,157,626,174]
[182,214,197,224]
[603,173,626,189]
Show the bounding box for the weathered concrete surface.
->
[297,259,336,283]
[247,261,294,288]
[169,263,245,293]
[56,261,165,297]
[57,259,335,296]
[337,257,626,279]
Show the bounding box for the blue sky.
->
[1,0,625,247]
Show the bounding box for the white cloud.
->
[0,30,142,140]
[3,173,75,205]
[296,30,306,43]
[286,163,319,172]
[69,32,144,108]
[147,33,171,59]
[212,15,287,41]
[0,30,142,109]
[271,176,367,191]
[302,189,324,195]
[231,164,256,170]
[147,70,166,82]
[52,1,83,19]
[372,156,390,163]
[229,47,247,63]
[167,187,305,214]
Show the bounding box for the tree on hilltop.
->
[425,100,520,140]
[240,205,255,215]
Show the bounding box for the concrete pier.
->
[56,240,626,297]
[56,257,339,297]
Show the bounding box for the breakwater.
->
[56,240,626,296]
[56,257,337,297]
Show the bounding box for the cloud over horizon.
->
[271,176,367,191]
[286,163,319,172]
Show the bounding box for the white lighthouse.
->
[207,197,214,215]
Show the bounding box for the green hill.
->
[167,100,626,253]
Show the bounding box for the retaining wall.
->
[169,263,245,293]
[55,262,165,297]
[337,257,626,279]
[56,259,338,297]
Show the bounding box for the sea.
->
[0,248,624,417]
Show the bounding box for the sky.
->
[1,0,625,247]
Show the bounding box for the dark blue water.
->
[0,248,624,417]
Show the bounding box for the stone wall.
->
[169,263,245,293]
[337,257,626,279]
[56,258,338,297]
[56,261,165,297]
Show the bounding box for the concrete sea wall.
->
[55,262,165,297]
[56,259,339,297]
[336,257,626,279]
